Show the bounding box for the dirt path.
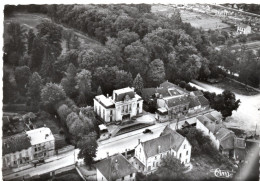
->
[192,80,260,132]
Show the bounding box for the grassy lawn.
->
[212,78,258,95]
[185,155,233,180]
[33,112,61,135]
[180,10,230,30]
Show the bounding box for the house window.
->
[179,153,182,159]
[14,161,17,165]
[148,166,151,171]
[122,176,124,180]
[35,147,37,152]
[155,156,157,160]
[139,148,141,153]
[160,154,162,158]
[186,150,188,156]
[184,144,186,149]
[153,162,155,167]
[130,173,133,177]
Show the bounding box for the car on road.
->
[143,129,153,134]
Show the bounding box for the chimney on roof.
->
[107,152,109,159]
[125,149,127,158]
[158,145,161,154]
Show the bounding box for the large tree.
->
[36,19,62,58]
[146,59,165,87]
[27,29,35,54]
[157,155,187,180]
[76,69,92,105]
[14,66,31,95]
[133,73,144,95]
[61,63,77,98]
[4,22,26,65]
[41,83,66,108]
[27,72,43,106]
[77,133,98,168]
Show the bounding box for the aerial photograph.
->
[2,3,260,181]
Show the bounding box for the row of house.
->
[2,127,55,169]
[96,126,192,181]
[142,81,210,123]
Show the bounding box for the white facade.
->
[97,169,108,181]
[134,138,191,173]
[94,87,143,123]
[27,127,55,159]
[196,119,220,149]
[237,25,251,34]
[2,147,33,168]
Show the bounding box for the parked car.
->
[143,129,153,134]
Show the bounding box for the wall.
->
[3,147,33,169]
[176,138,191,165]
[96,169,108,181]
[196,120,220,149]
[32,140,55,160]
[116,173,136,181]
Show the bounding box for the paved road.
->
[192,80,260,132]
[96,114,202,160]
[3,150,79,181]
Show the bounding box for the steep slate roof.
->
[96,153,137,181]
[215,128,235,150]
[165,96,190,107]
[3,133,32,155]
[234,137,246,149]
[188,97,201,108]
[115,91,135,102]
[197,96,209,107]
[191,91,204,96]
[197,115,216,133]
[238,23,250,28]
[142,127,185,158]
[160,81,189,94]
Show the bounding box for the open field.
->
[180,10,231,30]
[4,13,102,54]
[212,78,259,96]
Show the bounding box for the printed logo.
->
[210,168,235,178]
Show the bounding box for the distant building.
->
[237,23,251,34]
[94,87,143,123]
[2,127,55,169]
[26,127,55,160]
[134,126,191,174]
[96,153,137,181]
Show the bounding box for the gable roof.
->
[115,91,135,102]
[197,96,209,107]
[96,153,137,181]
[238,23,250,28]
[234,137,246,149]
[191,91,203,96]
[165,96,190,107]
[188,97,201,108]
[3,133,32,155]
[215,128,235,150]
[142,127,186,158]
[160,81,189,94]
[26,127,54,145]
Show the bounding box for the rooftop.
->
[114,87,134,95]
[26,127,54,145]
[3,133,31,155]
[165,95,190,107]
[95,95,114,107]
[141,126,185,158]
[96,153,137,181]
[160,81,189,94]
